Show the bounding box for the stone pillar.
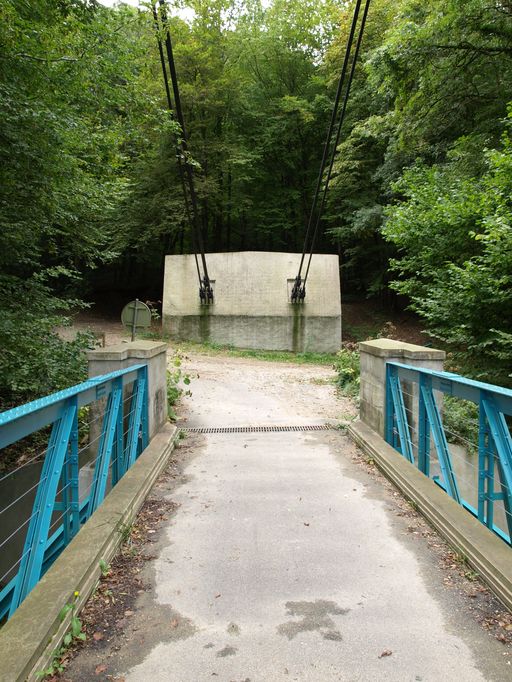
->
[87,340,168,439]
[359,339,445,439]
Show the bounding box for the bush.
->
[334,345,360,400]
[166,351,191,421]
[0,275,95,410]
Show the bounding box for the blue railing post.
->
[0,363,153,620]
[69,401,80,540]
[112,377,125,487]
[481,393,512,539]
[125,366,148,469]
[385,364,395,447]
[140,364,149,453]
[9,399,77,616]
[418,374,430,476]
[88,377,123,517]
[478,394,493,529]
[383,360,512,545]
[420,376,460,503]
[387,364,414,463]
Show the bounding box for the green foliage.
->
[333,346,360,399]
[118,521,133,544]
[38,591,85,679]
[2,0,512,398]
[0,0,172,408]
[166,351,192,420]
[99,559,110,577]
[443,396,479,453]
[383,120,512,384]
[0,274,96,409]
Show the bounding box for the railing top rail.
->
[0,364,148,449]
[387,361,512,400]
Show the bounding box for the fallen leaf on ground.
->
[378,650,392,659]
[95,663,107,674]
[93,631,104,641]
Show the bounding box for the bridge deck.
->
[65,354,510,681]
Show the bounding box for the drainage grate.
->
[183,424,334,434]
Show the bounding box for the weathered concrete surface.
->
[64,353,511,681]
[359,339,446,438]
[349,419,512,613]
[0,423,177,682]
[162,252,341,352]
[88,340,168,438]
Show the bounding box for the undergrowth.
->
[333,344,360,400]
[166,350,192,421]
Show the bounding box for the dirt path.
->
[178,353,356,428]
[63,351,511,682]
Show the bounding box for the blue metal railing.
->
[0,365,149,620]
[386,362,512,545]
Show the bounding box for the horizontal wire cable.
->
[0,546,32,586]
[0,478,44,517]
[0,446,49,484]
[0,506,41,551]
[0,390,146,589]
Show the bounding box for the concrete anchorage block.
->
[162,252,342,353]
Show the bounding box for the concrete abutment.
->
[162,251,341,352]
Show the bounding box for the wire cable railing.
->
[0,364,149,621]
[385,361,512,545]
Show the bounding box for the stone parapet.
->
[359,339,445,438]
[87,340,168,439]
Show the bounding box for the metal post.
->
[421,377,460,503]
[9,401,76,614]
[388,366,414,464]
[418,374,430,476]
[87,379,123,517]
[125,369,147,469]
[131,299,139,342]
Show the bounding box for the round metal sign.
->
[121,299,152,340]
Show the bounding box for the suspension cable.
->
[152,3,202,287]
[303,0,371,288]
[155,1,213,304]
[291,0,371,303]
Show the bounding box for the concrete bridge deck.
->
[65,354,511,681]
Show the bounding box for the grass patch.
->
[178,341,337,366]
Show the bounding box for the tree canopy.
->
[1,0,511,405]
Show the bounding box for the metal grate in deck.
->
[183,424,334,434]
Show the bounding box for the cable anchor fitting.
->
[290,275,306,304]
[199,276,214,305]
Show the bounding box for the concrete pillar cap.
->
[359,338,445,361]
[86,340,168,362]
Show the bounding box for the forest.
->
[1,0,511,408]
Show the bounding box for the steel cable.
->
[292,0,371,301]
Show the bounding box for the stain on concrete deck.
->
[277,599,349,641]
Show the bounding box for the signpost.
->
[121,299,152,341]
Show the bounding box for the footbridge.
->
[0,339,511,681]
